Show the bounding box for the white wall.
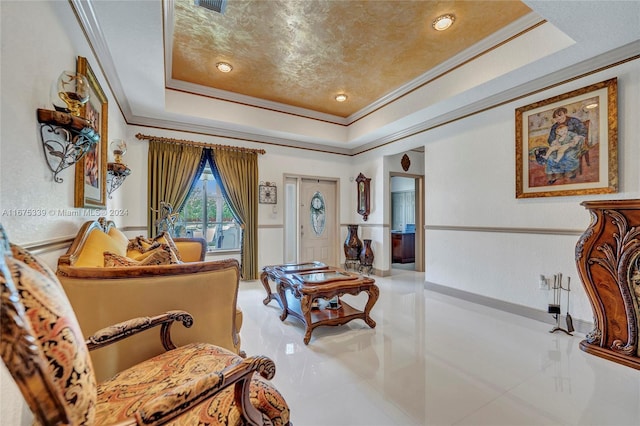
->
[0,1,130,246]
[344,150,425,272]
[419,62,639,324]
[0,2,129,424]
[347,59,639,324]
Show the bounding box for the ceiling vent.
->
[194,0,227,14]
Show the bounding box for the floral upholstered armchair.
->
[0,224,290,425]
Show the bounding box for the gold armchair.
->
[56,218,244,381]
[0,225,290,425]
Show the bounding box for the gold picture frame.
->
[74,56,108,207]
[515,78,617,198]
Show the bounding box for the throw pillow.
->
[75,228,128,267]
[104,244,178,267]
[127,232,183,262]
[107,227,130,250]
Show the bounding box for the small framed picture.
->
[515,78,618,198]
[259,182,277,204]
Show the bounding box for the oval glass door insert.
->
[310,191,326,236]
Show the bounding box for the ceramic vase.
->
[343,224,362,261]
[360,239,374,267]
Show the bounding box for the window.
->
[176,165,241,252]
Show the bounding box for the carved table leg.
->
[277,282,289,321]
[363,284,380,328]
[300,294,314,345]
[260,271,274,306]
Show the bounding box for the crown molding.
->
[125,114,353,156]
[347,12,545,124]
[165,80,351,126]
[352,41,640,155]
[70,0,133,120]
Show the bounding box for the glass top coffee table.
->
[261,263,379,344]
[260,261,329,308]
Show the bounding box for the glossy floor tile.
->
[237,269,640,426]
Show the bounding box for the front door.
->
[299,178,337,265]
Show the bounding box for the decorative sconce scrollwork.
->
[38,70,98,183]
[106,163,131,199]
[106,139,131,199]
[37,108,99,183]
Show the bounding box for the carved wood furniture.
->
[0,224,290,425]
[56,218,244,381]
[261,261,329,308]
[264,264,379,344]
[576,199,640,369]
[392,231,415,263]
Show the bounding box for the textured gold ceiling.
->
[171,0,532,118]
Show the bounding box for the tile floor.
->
[238,269,640,426]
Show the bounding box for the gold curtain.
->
[210,148,259,280]
[147,141,204,236]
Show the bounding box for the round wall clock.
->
[259,182,277,204]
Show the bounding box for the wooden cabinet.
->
[392,232,415,263]
[576,199,640,369]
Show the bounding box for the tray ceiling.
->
[168,0,532,119]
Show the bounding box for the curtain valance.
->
[135,133,266,155]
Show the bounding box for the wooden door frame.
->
[283,174,340,266]
[390,172,424,272]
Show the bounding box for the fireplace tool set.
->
[548,273,574,335]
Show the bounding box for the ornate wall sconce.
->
[106,139,131,199]
[37,70,98,183]
[37,109,99,183]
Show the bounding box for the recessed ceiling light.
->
[216,62,233,73]
[432,14,455,31]
[335,94,348,102]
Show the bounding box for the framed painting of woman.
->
[515,78,617,198]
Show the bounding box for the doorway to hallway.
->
[390,174,423,272]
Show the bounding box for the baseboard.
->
[424,281,593,335]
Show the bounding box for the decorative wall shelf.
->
[106,162,131,199]
[37,108,99,183]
